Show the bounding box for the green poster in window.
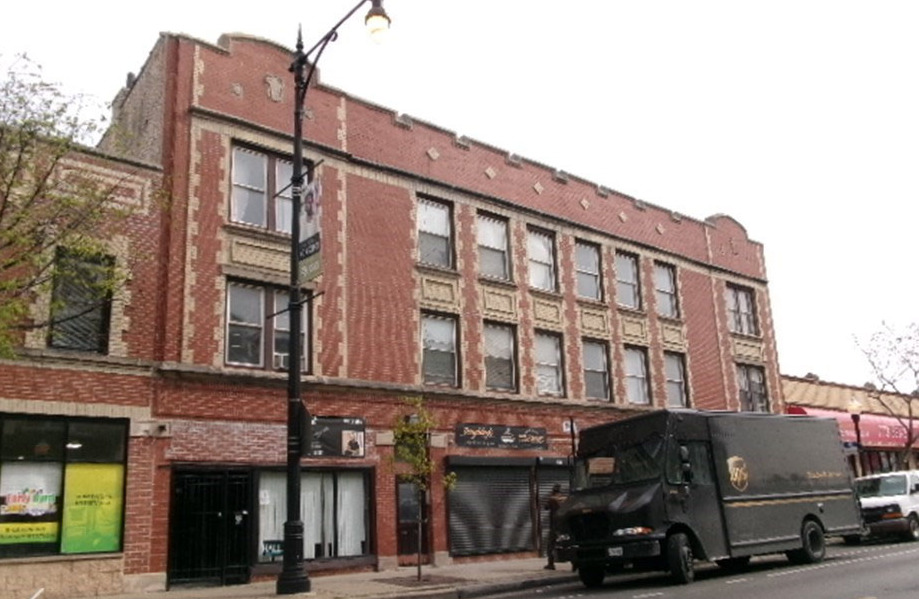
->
[61,463,124,553]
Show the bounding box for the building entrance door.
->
[169,469,252,586]
[396,480,429,561]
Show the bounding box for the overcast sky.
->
[4,1,917,390]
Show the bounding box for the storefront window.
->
[258,470,369,562]
[0,416,127,558]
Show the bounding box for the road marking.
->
[767,546,919,578]
[633,593,664,598]
[725,578,749,584]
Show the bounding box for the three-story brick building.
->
[0,31,782,596]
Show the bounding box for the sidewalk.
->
[71,558,578,599]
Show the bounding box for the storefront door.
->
[397,480,429,559]
[169,469,252,586]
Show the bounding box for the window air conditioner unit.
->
[273,353,306,371]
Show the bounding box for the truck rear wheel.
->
[577,565,605,588]
[786,520,825,564]
[666,532,694,584]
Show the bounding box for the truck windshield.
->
[856,475,907,498]
[574,434,665,490]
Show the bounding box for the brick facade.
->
[0,31,783,597]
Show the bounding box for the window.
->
[665,352,688,407]
[477,214,510,280]
[737,364,768,412]
[258,469,369,561]
[418,198,453,268]
[615,252,641,309]
[624,346,650,404]
[575,241,602,300]
[48,248,113,354]
[528,229,557,292]
[484,322,516,391]
[582,340,610,400]
[654,262,679,319]
[535,332,563,396]
[230,146,293,233]
[726,284,758,335]
[0,416,128,558]
[226,282,307,371]
[422,313,458,386]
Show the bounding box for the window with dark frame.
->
[737,363,768,412]
[615,251,641,310]
[422,313,458,386]
[477,214,511,280]
[624,346,650,405]
[535,331,564,396]
[664,352,688,407]
[654,262,679,319]
[48,248,114,354]
[582,339,610,400]
[726,284,758,335]
[576,241,602,300]
[527,229,557,292]
[417,198,453,268]
[225,281,307,371]
[230,146,294,233]
[0,416,128,558]
[484,322,516,391]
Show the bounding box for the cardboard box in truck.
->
[554,409,863,588]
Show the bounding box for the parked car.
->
[853,470,919,542]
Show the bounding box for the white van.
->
[853,470,919,541]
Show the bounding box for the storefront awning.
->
[787,405,919,448]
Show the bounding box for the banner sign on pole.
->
[298,179,322,282]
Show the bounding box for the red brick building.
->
[0,32,782,596]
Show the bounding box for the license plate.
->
[608,546,623,557]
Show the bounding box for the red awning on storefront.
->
[787,406,919,448]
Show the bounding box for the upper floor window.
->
[418,198,453,268]
[582,339,610,400]
[230,147,293,233]
[48,248,113,354]
[484,322,516,391]
[737,364,768,412]
[665,352,688,407]
[624,346,650,405]
[726,284,758,335]
[654,262,679,319]
[615,251,641,310]
[422,313,458,386]
[575,241,602,300]
[528,229,557,292]
[535,332,563,396]
[226,282,307,371]
[477,214,510,280]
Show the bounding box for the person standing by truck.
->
[544,483,566,569]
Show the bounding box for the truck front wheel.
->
[786,520,825,564]
[900,514,919,542]
[666,532,694,584]
[577,564,605,588]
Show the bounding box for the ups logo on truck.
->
[727,456,749,492]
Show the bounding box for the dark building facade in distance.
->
[0,32,782,596]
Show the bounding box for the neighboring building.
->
[784,374,919,476]
[1,32,782,596]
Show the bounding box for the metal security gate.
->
[535,458,570,555]
[447,458,535,556]
[169,469,252,586]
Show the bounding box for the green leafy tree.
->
[0,55,137,356]
[392,396,456,580]
[858,322,919,469]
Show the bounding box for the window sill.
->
[576,297,608,310]
[224,221,291,243]
[478,276,517,290]
[616,305,647,318]
[415,263,460,278]
[528,287,563,301]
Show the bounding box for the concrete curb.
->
[457,574,579,599]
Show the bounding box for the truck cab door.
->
[666,441,728,559]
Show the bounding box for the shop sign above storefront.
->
[454,423,548,450]
[306,416,365,457]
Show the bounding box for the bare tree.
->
[0,55,142,356]
[858,322,919,469]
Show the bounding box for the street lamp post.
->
[847,397,863,477]
[278,2,390,595]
